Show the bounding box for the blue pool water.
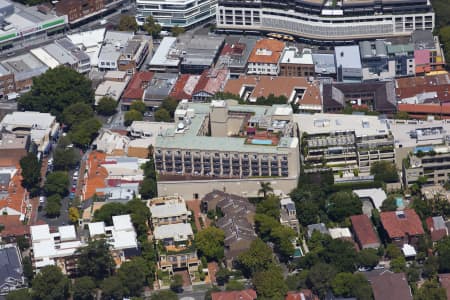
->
[396,197,404,208]
[414,146,434,154]
[293,247,303,258]
[251,139,273,145]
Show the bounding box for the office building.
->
[55,0,124,24]
[296,113,394,175]
[335,45,362,82]
[359,40,396,81]
[155,100,300,199]
[386,43,415,77]
[216,0,434,40]
[279,47,314,77]
[135,0,217,28]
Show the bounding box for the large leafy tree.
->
[18,66,94,121]
[437,237,450,273]
[6,289,32,300]
[44,171,69,197]
[32,265,69,300]
[76,239,115,280]
[237,238,274,276]
[256,194,280,219]
[143,16,161,38]
[327,191,362,222]
[70,117,102,148]
[160,97,178,118]
[415,279,446,300]
[252,265,287,299]
[124,109,143,126]
[53,147,80,171]
[154,108,170,122]
[332,272,373,300]
[118,15,138,32]
[100,276,124,300]
[19,152,41,195]
[62,102,94,128]
[151,290,178,300]
[270,225,296,260]
[139,177,157,199]
[370,161,399,183]
[93,202,128,225]
[320,239,358,273]
[45,194,62,218]
[118,257,151,297]
[73,276,96,300]
[195,227,225,261]
[96,96,117,116]
[307,263,337,299]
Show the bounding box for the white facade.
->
[216,6,434,40]
[247,61,279,76]
[136,0,217,28]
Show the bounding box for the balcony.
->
[184,161,192,166]
[184,154,191,160]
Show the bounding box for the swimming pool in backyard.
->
[251,139,273,145]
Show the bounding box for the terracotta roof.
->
[439,274,450,300]
[211,289,257,300]
[248,39,285,64]
[350,214,380,248]
[380,209,424,239]
[83,151,108,200]
[370,271,412,300]
[286,290,319,300]
[397,103,450,115]
[0,215,29,237]
[395,74,450,102]
[0,170,28,215]
[122,71,154,101]
[193,69,229,96]
[169,74,196,100]
[224,75,321,107]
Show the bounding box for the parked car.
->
[69,192,75,200]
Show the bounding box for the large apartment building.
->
[295,113,394,175]
[135,0,217,28]
[155,100,300,199]
[216,0,434,40]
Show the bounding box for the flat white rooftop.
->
[150,202,189,219]
[154,223,193,242]
[280,47,313,65]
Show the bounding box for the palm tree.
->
[258,181,273,198]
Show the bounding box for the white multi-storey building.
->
[216,0,434,40]
[135,0,218,28]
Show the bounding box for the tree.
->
[62,102,94,128]
[357,248,380,269]
[69,207,80,224]
[171,25,185,37]
[332,273,372,300]
[386,243,402,259]
[154,108,170,122]
[327,191,362,222]
[130,101,147,114]
[45,194,62,218]
[321,239,358,273]
[423,256,439,279]
[390,256,406,273]
[415,279,446,300]
[437,237,450,273]
[307,263,337,299]
[286,270,309,291]
[118,15,138,32]
[44,171,69,196]
[296,200,320,226]
[170,274,184,293]
[77,239,115,280]
[19,152,41,196]
[94,202,128,225]
[18,66,94,121]
[252,266,287,299]
[254,213,280,241]
[215,268,231,286]
[96,96,117,116]
[70,117,102,147]
[256,194,280,219]
[32,265,69,300]
[236,238,274,276]
[151,290,178,300]
[370,161,399,183]
[195,227,225,261]
[126,199,152,241]
[226,279,245,291]
[53,147,80,171]
[395,111,409,120]
[143,16,161,38]
[258,181,273,198]
[270,225,296,260]
[380,195,397,212]
[6,289,32,300]
[23,255,34,283]
[124,109,143,126]
[100,276,124,300]
[73,276,96,300]
[139,177,157,199]
[161,97,178,118]
[118,257,151,297]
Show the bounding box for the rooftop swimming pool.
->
[396,197,404,208]
[251,139,273,145]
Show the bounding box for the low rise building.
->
[217,37,258,78]
[121,71,154,105]
[353,188,387,212]
[67,28,106,67]
[350,214,380,249]
[143,72,178,108]
[180,36,225,74]
[148,195,191,226]
[411,30,445,75]
[55,0,123,24]
[148,37,181,73]
[370,271,413,300]
[55,38,91,73]
[95,71,130,104]
[329,227,352,240]
[246,39,285,76]
[0,167,30,220]
[191,68,229,102]
[0,244,25,295]
[395,74,450,106]
[296,113,395,175]
[155,100,300,199]
[307,223,329,239]
[0,65,15,99]
[0,111,59,154]
[211,289,257,300]
[359,40,396,81]
[386,43,415,77]
[285,290,319,300]
[335,45,363,82]
[279,47,315,77]
[380,209,424,248]
[30,224,82,274]
[426,216,448,243]
[0,134,29,164]
[311,54,336,78]
[279,196,299,234]
[93,129,129,156]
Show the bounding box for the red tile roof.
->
[0,169,29,216]
[397,103,450,117]
[395,74,450,102]
[122,71,154,101]
[371,271,412,300]
[169,74,196,100]
[0,215,29,237]
[248,39,285,64]
[439,274,450,300]
[83,151,107,200]
[286,290,319,300]
[193,69,229,96]
[350,214,380,248]
[211,289,257,300]
[380,209,424,239]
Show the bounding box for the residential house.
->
[279,196,300,234]
[191,69,229,102]
[148,195,191,226]
[369,271,413,300]
[426,216,448,242]
[211,289,257,300]
[246,39,285,76]
[0,244,25,295]
[121,71,154,105]
[307,223,329,239]
[0,215,29,242]
[286,290,319,300]
[380,209,424,248]
[0,167,30,221]
[353,188,387,212]
[329,227,353,240]
[350,214,380,249]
